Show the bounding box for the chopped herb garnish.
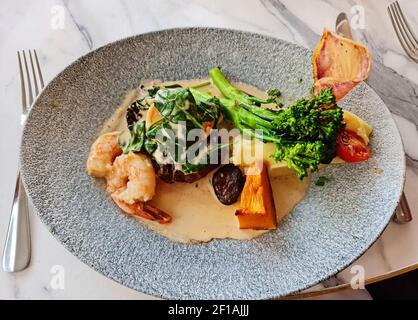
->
[315,176,330,186]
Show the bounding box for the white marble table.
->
[1,0,418,300]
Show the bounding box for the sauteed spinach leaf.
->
[121,85,221,174]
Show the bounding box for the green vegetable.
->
[209,67,282,120]
[122,86,222,174]
[154,88,204,128]
[315,176,330,186]
[147,87,160,97]
[267,88,281,98]
[272,88,342,142]
[272,88,344,164]
[191,89,277,139]
[122,67,344,179]
[147,83,183,97]
[266,88,283,108]
[208,67,345,179]
[191,81,211,89]
[154,87,219,128]
[209,67,252,104]
[272,141,326,179]
[122,120,146,154]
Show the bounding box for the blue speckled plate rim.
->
[19,27,406,299]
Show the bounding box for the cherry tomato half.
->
[337,129,371,162]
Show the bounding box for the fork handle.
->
[2,173,31,272]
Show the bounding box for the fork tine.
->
[22,50,33,106]
[394,1,418,48]
[28,51,39,96]
[388,5,416,60]
[17,52,27,112]
[33,50,44,89]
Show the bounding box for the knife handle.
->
[393,192,413,224]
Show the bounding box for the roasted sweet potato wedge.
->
[235,161,277,230]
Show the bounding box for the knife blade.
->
[335,12,412,224]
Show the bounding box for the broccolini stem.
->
[209,67,252,104]
[190,88,274,133]
[237,105,275,131]
[240,102,279,121]
[189,88,212,104]
[209,67,279,121]
[191,81,211,89]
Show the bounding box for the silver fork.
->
[2,50,44,272]
[388,1,418,62]
[386,2,415,223]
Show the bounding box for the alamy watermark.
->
[49,264,65,290]
[350,5,366,30]
[350,264,365,290]
[50,5,65,30]
[147,123,265,173]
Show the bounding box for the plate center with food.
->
[21,27,405,299]
[86,30,373,244]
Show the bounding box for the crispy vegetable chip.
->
[312,29,371,100]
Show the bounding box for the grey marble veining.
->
[261,0,320,48]
[62,0,94,50]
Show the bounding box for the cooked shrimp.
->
[87,132,122,178]
[87,133,171,224]
[107,152,172,224]
[107,152,156,203]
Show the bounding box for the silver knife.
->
[336,12,412,224]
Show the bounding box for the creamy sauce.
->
[143,172,309,243]
[100,89,138,135]
[100,79,310,243]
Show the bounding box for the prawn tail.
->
[135,202,172,224]
[111,193,172,224]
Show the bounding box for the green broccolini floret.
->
[271,88,344,166]
[271,141,326,179]
[205,67,345,179]
[272,88,343,143]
